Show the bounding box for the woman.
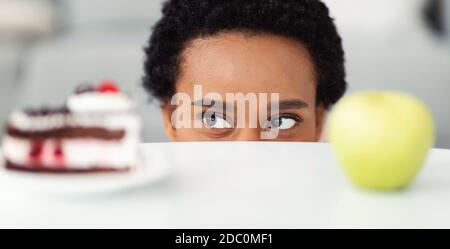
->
[143,0,346,141]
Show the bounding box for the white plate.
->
[0,145,171,197]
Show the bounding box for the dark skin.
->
[161,32,325,141]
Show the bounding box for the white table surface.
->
[1,142,450,229]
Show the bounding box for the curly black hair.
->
[143,0,346,109]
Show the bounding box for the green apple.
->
[328,91,435,190]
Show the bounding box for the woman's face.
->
[161,32,325,141]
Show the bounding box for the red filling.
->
[54,147,63,158]
[54,139,65,167]
[29,139,44,162]
[28,139,66,168]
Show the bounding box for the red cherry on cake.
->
[98,80,120,93]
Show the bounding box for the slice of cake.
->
[2,81,141,172]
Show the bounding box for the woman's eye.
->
[268,116,299,130]
[202,112,233,129]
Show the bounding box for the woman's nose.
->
[233,128,264,141]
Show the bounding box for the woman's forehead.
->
[177,32,317,101]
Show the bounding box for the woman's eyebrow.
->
[274,99,309,109]
[191,99,233,110]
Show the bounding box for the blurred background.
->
[0,0,449,147]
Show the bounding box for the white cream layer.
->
[67,92,134,113]
[2,136,139,170]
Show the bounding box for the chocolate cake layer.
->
[6,125,125,140]
[5,160,130,173]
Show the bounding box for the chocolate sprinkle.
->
[23,106,70,116]
[75,83,97,94]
